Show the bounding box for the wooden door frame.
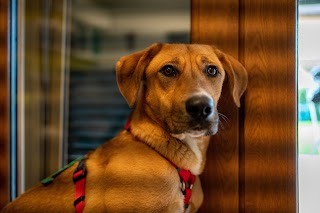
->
[0,0,10,209]
[192,0,297,212]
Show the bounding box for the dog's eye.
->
[160,65,177,77]
[206,65,219,77]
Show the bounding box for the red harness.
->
[41,156,87,213]
[177,167,196,210]
[73,159,87,213]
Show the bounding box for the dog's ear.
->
[214,48,248,107]
[116,43,162,108]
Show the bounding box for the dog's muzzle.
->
[170,95,219,139]
[186,95,213,120]
[184,95,219,135]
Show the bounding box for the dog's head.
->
[116,43,247,138]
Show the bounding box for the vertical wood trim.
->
[192,0,240,212]
[241,0,297,212]
[0,0,10,209]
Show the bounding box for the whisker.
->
[218,112,229,122]
[218,120,225,130]
[218,112,231,128]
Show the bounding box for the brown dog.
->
[2,43,247,213]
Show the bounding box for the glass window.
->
[17,0,68,193]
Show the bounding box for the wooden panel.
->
[0,0,10,209]
[192,0,240,212]
[192,0,297,212]
[240,0,297,212]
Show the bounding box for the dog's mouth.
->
[171,129,211,141]
[190,124,209,132]
[170,120,219,140]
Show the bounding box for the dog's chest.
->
[85,149,188,212]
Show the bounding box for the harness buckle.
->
[73,160,87,183]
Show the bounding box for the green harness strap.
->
[41,156,85,186]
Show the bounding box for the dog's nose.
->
[186,96,213,120]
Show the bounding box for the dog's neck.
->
[128,109,210,175]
